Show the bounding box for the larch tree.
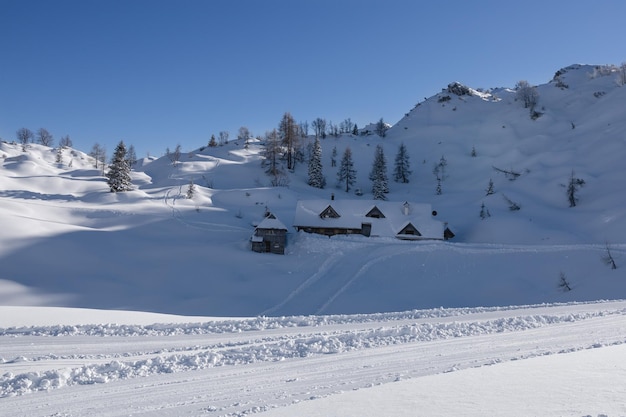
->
[375,118,388,137]
[370,144,388,200]
[106,141,132,192]
[337,147,357,192]
[126,144,137,167]
[262,129,282,178]
[279,112,299,170]
[307,137,325,188]
[393,143,412,183]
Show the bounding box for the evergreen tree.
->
[337,147,357,192]
[307,137,325,188]
[393,143,412,183]
[369,144,388,200]
[209,134,217,147]
[106,141,132,192]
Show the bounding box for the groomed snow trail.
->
[1,301,626,416]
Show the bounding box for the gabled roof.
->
[365,206,386,218]
[293,199,444,239]
[319,205,340,219]
[256,214,288,231]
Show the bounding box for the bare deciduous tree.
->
[59,135,73,148]
[237,126,251,143]
[218,131,229,145]
[89,143,106,170]
[515,80,539,111]
[16,127,34,149]
[312,118,326,139]
[36,128,54,147]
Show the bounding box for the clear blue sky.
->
[2,0,625,158]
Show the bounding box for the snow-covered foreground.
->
[2,301,626,416]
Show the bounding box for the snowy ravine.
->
[1,301,626,416]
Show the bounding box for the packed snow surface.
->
[1,302,625,416]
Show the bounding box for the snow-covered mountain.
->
[1,63,625,317]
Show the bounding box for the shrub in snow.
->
[485,178,495,196]
[602,242,618,270]
[502,194,520,211]
[565,170,585,207]
[558,272,572,292]
[480,202,491,220]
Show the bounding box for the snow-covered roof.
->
[293,199,444,239]
[255,215,288,231]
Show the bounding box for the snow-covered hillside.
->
[1,63,625,317]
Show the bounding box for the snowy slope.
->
[1,63,626,317]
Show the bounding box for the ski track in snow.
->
[2,301,626,417]
[316,245,423,315]
[260,251,345,316]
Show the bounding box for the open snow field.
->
[1,302,626,416]
[2,63,626,415]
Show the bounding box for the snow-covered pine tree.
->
[337,147,357,192]
[307,137,325,188]
[369,144,388,200]
[393,143,411,183]
[106,141,132,192]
